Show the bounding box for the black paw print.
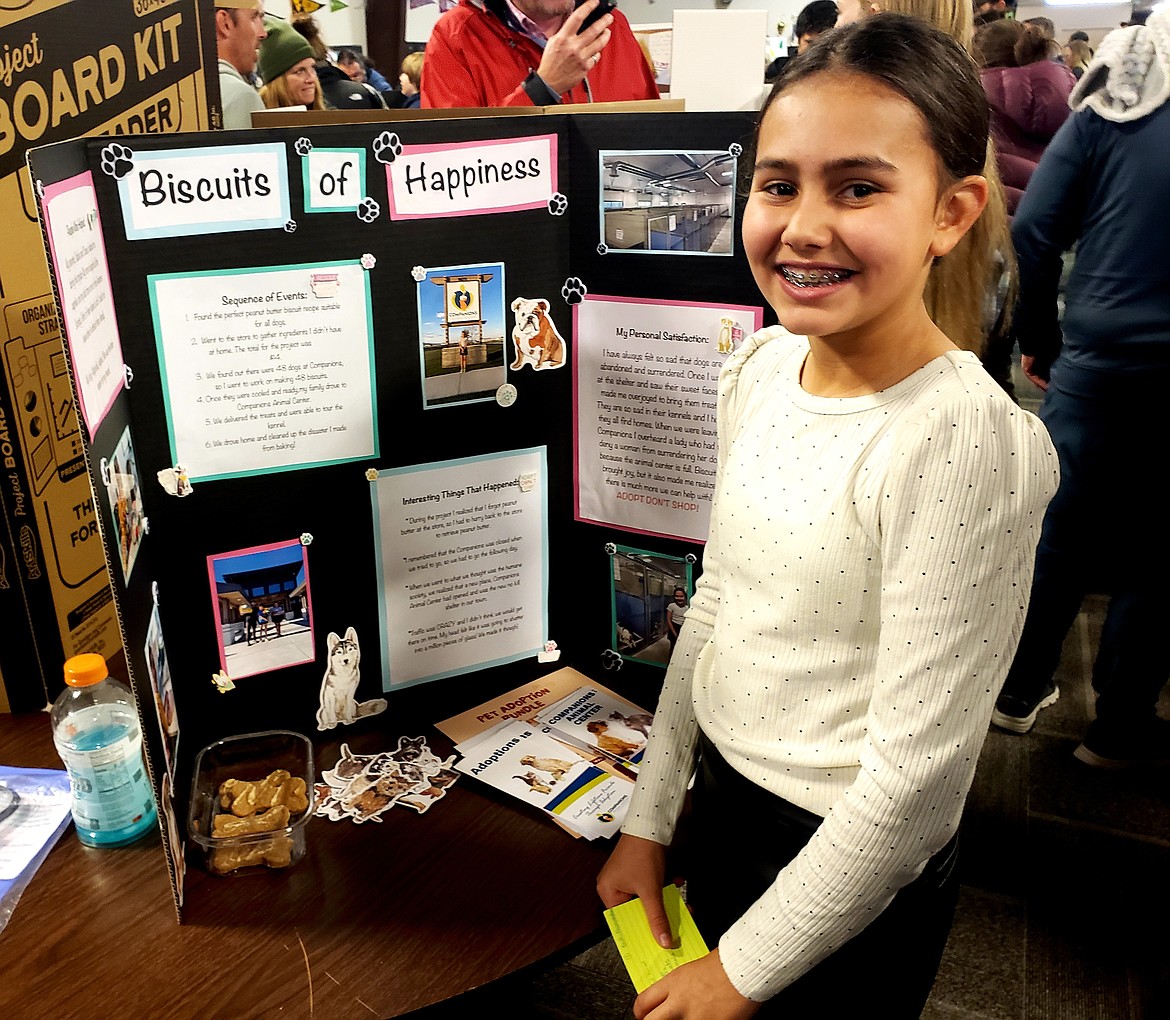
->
[601,648,623,671]
[100,143,134,179]
[547,192,568,216]
[372,131,402,165]
[596,243,608,255]
[284,220,298,233]
[356,197,381,223]
[729,142,743,157]
[295,137,313,156]
[561,277,587,305]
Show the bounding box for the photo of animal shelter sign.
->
[371,447,548,689]
[575,295,762,542]
[148,260,377,481]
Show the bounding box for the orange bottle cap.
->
[64,653,108,688]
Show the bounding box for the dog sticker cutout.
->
[510,297,566,371]
[316,627,388,730]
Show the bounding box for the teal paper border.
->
[301,147,368,214]
[148,259,379,483]
[370,446,550,691]
[608,543,694,670]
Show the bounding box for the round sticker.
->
[496,383,518,408]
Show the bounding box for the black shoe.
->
[991,684,1060,734]
[1074,716,1170,769]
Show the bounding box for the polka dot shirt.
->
[622,326,1059,1002]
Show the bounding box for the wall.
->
[265,0,370,51]
[1014,2,1132,48]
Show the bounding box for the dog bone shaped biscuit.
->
[212,804,291,839]
[219,770,309,817]
[209,835,294,874]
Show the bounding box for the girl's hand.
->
[1020,354,1049,392]
[634,951,760,1019]
[597,834,671,947]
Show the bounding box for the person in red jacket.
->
[421,0,659,108]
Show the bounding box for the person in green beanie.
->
[258,17,324,110]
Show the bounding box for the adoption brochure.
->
[535,684,654,767]
[604,884,710,993]
[435,668,642,782]
[454,721,631,840]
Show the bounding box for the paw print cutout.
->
[284,219,298,233]
[357,197,381,223]
[604,542,617,556]
[548,192,568,216]
[685,553,697,564]
[729,142,743,157]
[372,131,403,164]
[295,137,314,156]
[561,277,587,305]
[411,265,427,282]
[100,142,134,179]
[300,532,314,546]
[34,178,44,200]
[365,468,380,482]
[597,243,608,255]
[601,648,623,671]
[361,253,377,270]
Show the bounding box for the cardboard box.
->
[0,0,218,711]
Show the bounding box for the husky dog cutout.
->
[316,628,387,730]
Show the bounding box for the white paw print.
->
[548,192,568,216]
[356,197,380,223]
[411,265,427,282]
[300,532,314,546]
[361,253,376,270]
[729,142,743,157]
[284,219,298,233]
[372,131,403,164]
[295,137,313,156]
[100,143,134,179]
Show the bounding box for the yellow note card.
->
[604,884,710,993]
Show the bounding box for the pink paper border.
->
[206,538,314,681]
[385,133,559,221]
[572,294,765,542]
[41,171,125,438]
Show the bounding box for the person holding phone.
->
[421,0,659,108]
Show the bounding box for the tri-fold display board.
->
[29,108,767,916]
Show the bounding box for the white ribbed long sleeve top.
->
[621,327,1059,1002]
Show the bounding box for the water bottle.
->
[51,653,158,847]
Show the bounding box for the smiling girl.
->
[597,16,1058,1019]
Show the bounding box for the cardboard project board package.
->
[0,0,218,712]
[29,106,764,916]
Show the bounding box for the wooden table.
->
[0,710,615,1019]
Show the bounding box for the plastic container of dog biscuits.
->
[187,730,315,877]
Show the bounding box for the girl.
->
[833,0,1019,393]
[597,15,1058,1019]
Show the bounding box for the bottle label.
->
[55,707,153,833]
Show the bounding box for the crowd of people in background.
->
[189,1,1170,1010]
[215,0,426,128]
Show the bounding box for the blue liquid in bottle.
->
[52,655,158,848]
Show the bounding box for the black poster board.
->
[28,108,764,917]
